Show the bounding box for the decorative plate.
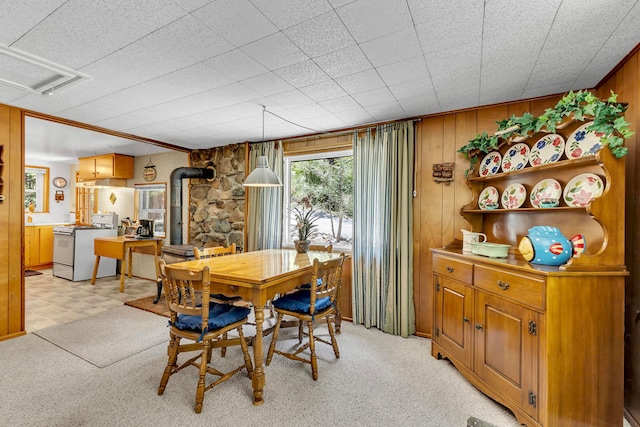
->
[529,134,565,167]
[565,122,605,159]
[501,143,530,172]
[529,178,562,208]
[563,173,604,207]
[478,186,500,210]
[479,151,502,177]
[501,183,526,209]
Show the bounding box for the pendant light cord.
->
[261,106,319,136]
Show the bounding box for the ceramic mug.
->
[461,229,487,252]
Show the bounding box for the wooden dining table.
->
[167,248,343,406]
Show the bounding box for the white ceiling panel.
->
[0,0,633,159]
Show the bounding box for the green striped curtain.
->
[352,121,415,337]
[246,141,283,252]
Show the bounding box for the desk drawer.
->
[433,255,473,284]
[474,265,544,310]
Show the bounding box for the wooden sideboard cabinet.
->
[78,153,134,180]
[432,115,627,426]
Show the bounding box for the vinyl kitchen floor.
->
[25,269,158,333]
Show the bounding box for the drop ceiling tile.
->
[0,83,28,103]
[407,0,483,26]
[360,29,423,68]
[335,106,374,125]
[171,0,212,13]
[300,80,348,102]
[313,45,373,78]
[0,0,66,45]
[335,69,385,94]
[432,70,480,95]
[352,87,396,107]
[482,0,560,41]
[398,95,440,117]
[286,103,330,119]
[438,89,480,112]
[12,0,188,69]
[241,32,309,70]
[80,15,234,88]
[319,96,362,113]
[191,0,278,47]
[204,49,268,81]
[305,113,346,130]
[240,72,293,96]
[389,80,435,100]
[377,57,430,86]
[426,45,481,77]
[414,3,483,54]
[336,0,413,43]
[251,0,333,29]
[284,11,355,58]
[267,89,315,108]
[274,60,331,88]
[365,100,405,121]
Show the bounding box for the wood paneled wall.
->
[596,50,640,427]
[0,105,25,341]
[412,94,565,337]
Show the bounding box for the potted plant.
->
[291,205,320,253]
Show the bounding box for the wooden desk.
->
[91,236,163,292]
[169,249,342,406]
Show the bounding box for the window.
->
[135,183,166,238]
[25,166,49,213]
[283,150,353,250]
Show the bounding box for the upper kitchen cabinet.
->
[78,153,134,180]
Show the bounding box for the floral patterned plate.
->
[565,122,605,159]
[529,179,562,208]
[479,151,502,177]
[478,186,500,210]
[501,143,530,172]
[563,173,604,207]
[529,134,565,167]
[501,183,526,209]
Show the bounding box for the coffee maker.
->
[136,219,154,238]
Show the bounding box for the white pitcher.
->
[461,229,487,252]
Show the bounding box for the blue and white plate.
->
[479,151,501,177]
[501,143,530,172]
[529,134,565,167]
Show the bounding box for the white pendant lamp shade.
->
[243,156,282,187]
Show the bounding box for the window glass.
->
[284,150,353,250]
[25,166,49,213]
[135,183,166,237]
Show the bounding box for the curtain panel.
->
[246,141,283,252]
[352,121,415,337]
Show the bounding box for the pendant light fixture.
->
[243,106,283,187]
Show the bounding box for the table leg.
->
[119,255,126,293]
[127,247,133,278]
[91,256,100,285]
[252,305,265,406]
[153,245,161,304]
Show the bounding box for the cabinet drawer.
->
[474,265,544,310]
[433,255,473,283]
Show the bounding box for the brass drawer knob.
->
[446,266,454,273]
[497,280,510,290]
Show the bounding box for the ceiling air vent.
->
[0,44,88,95]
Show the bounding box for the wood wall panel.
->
[0,105,25,341]
[596,50,640,427]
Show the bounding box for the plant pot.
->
[294,240,311,253]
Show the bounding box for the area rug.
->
[33,305,168,368]
[124,294,170,318]
[25,270,43,277]
[467,416,499,427]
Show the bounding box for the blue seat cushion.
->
[273,290,331,314]
[174,303,250,333]
[297,278,323,290]
[210,293,242,302]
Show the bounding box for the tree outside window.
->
[135,183,166,237]
[284,151,353,249]
[25,166,49,213]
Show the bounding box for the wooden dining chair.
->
[266,254,345,380]
[157,260,253,414]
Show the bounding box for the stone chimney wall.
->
[189,144,246,251]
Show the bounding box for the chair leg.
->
[221,332,227,357]
[307,320,318,381]
[327,316,340,359]
[266,313,284,366]
[194,341,210,414]
[237,326,253,377]
[297,319,304,343]
[158,335,179,395]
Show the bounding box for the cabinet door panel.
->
[475,291,538,419]
[38,226,54,264]
[434,276,473,368]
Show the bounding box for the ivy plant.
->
[459,90,634,172]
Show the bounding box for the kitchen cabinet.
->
[432,114,627,426]
[25,225,55,268]
[78,153,134,180]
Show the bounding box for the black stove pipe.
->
[169,167,214,245]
